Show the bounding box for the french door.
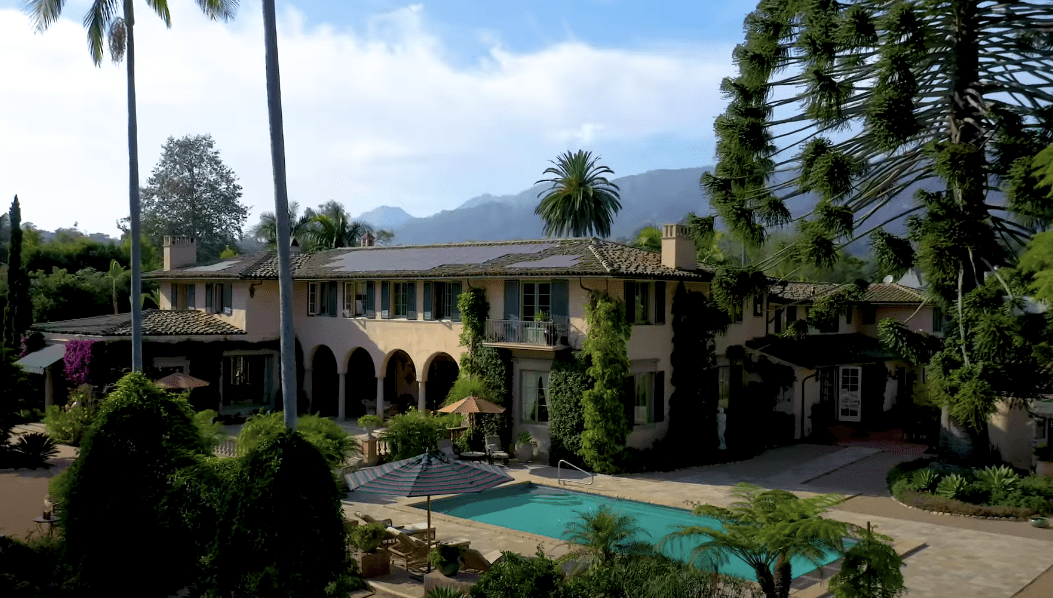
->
[838,366,861,422]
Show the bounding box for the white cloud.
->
[0,3,734,237]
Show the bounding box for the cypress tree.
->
[3,196,31,349]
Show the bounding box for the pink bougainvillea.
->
[64,340,101,386]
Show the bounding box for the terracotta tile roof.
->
[148,238,714,281]
[143,252,273,279]
[769,281,926,305]
[34,309,245,337]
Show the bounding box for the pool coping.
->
[392,479,927,597]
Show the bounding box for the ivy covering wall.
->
[547,350,593,466]
[580,291,632,474]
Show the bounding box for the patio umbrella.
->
[345,452,513,572]
[437,395,506,415]
[154,372,210,389]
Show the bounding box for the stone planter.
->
[1030,516,1050,529]
[354,550,391,578]
[438,559,461,576]
[1036,460,1053,478]
[516,443,533,463]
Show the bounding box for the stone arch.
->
[423,352,459,412]
[384,349,417,415]
[311,345,338,417]
[344,348,377,419]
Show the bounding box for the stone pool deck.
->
[344,443,1053,598]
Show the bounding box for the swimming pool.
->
[428,482,841,581]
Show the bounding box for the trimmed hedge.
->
[887,458,1053,518]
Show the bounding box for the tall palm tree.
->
[25,0,237,372]
[660,483,850,598]
[303,211,372,250]
[250,201,313,249]
[560,504,652,575]
[535,150,622,238]
[261,0,297,429]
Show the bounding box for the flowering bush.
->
[63,340,101,386]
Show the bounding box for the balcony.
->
[484,319,569,350]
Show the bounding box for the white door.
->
[838,366,861,422]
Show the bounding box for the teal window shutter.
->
[366,282,376,318]
[655,281,665,324]
[407,282,417,319]
[551,279,568,322]
[381,282,390,319]
[654,371,665,422]
[187,285,196,309]
[451,282,462,322]
[328,281,338,317]
[504,280,520,320]
[423,282,433,320]
[205,284,213,311]
[624,281,636,324]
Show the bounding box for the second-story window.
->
[344,281,375,318]
[308,282,338,317]
[205,283,232,316]
[385,281,416,319]
[624,280,666,325]
[424,281,462,321]
[522,282,551,321]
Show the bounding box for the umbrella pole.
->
[426,495,432,573]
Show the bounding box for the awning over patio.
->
[15,344,66,375]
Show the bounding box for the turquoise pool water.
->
[428,483,841,581]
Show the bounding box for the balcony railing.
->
[485,319,569,348]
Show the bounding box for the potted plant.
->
[358,414,383,438]
[525,311,549,344]
[349,522,392,577]
[428,543,466,576]
[1035,443,1053,478]
[515,430,534,463]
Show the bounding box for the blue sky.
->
[0,0,761,237]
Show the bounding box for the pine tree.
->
[708,1,1053,462]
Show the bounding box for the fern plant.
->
[936,473,968,500]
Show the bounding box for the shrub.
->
[898,490,1036,518]
[379,409,451,461]
[886,457,936,491]
[44,384,99,446]
[444,375,498,406]
[426,587,467,598]
[238,412,359,468]
[912,468,940,493]
[455,426,479,453]
[580,292,632,474]
[193,409,225,452]
[828,527,905,598]
[61,372,208,596]
[62,339,102,386]
[1020,474,1053,500]
[1034,443,1053,461]
[350,522,390,553]
[213,429,353,598]
[470,549,572,598]
[975,465,1020,494]
[936,473,968,500]
[10,432,58,468]
[428,543,468,569]
[0,534,67,597]
[357,415,383,429]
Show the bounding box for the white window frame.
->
[308,282,330,317]
[521,370,550,423]
[634,371,655,425]
[393,281,409,318]
[344,281,369,318]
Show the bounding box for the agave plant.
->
[912,468,940,493]
[424,587,465,598]
[936,473,968,500]
[975,465,1020,494]
[13,432,59,468]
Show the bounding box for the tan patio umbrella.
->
[154,372,210,389]
[437,395,505,416]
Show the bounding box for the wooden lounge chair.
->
[355,511,435,541]
[386,529,470,571]
[459,548,493,573]
[485,435,510,465]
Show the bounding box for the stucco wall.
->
[990,401,1037,470]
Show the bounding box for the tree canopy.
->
[535,150,623,238]
[132,134,249,261]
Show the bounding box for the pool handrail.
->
[557,460,594,486]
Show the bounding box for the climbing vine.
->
[457,287,488,378]
[665,282,729,464]
[547,351,593,465]
[580,291,632,474]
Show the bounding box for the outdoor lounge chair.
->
[437,438,458,460]
[386,529,470,571]
[459,548,493,573]
[485,435,510,465]
[355,511,435,541]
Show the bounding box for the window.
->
[382,281,416,319]
[845,306,853,324]
[753,295,764,317]
[861,305,876,325]
[204,283,233,315]
[186,284,195,309]
[344,281,374,317]
[522,282,551,321]
[624,281,666,325]
[786,305,798,322]
[424,281,462,321]
[772,308,783,333]
[170,283,181,309]
[631,372,666,425]
[308,282,338,317]
[521,370,550,422]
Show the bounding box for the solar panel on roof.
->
[326,244,557,272]
[184,259,242,272]
[506,255,580,269]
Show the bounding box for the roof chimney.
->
[362,231,376,247]
[163,236,197,271]
[661,224,696,271]
[290,237,302,254]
